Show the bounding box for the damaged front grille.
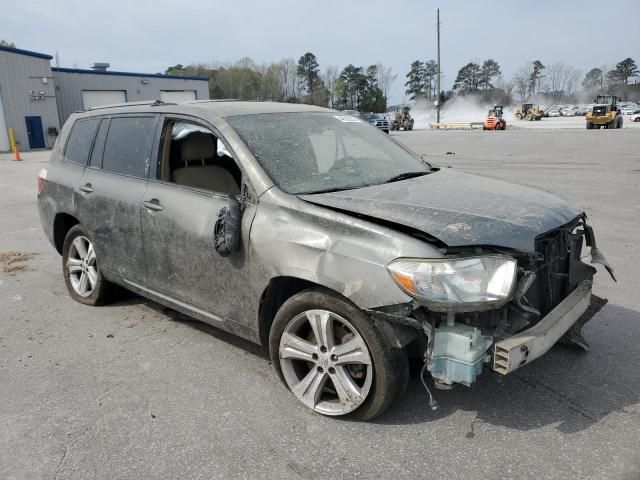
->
[522,217,597,318]
[456,217,598,338]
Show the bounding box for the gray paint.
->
[300,169,582,252]
[37,101,599,345]
[53,69,209,126]
[0,49,60,151]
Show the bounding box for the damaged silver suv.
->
[37,101,614,419]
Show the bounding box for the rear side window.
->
[101,116,158,177]
[89,119,110,168]
[64,118,100,165]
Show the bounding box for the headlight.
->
[387,256,517,312]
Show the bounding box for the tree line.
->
[406,57,639,105]
[166,53,397,113]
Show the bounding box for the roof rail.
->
[85,100,168,112]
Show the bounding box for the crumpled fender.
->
[249,189,443,310]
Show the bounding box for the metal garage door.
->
[82,90,127,109]
[160,90,197,102]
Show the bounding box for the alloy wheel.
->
[279,309,373,416]
[67,236,97,297]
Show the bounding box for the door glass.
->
[64,118,100,165]
[89,119,110,168]
[102,116,158,177]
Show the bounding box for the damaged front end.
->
[372,214,613,391]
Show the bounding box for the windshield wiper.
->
[298,186,357,195]
[383,171,429,184]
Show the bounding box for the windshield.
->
[226,112,430,194]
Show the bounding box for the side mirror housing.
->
[214,196,242,256]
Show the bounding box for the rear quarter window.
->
[101,116,158,177]
[64,118,100,165]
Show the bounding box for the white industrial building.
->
[0,45,209,152]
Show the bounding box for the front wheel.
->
[62,224,113,305]
[269,289,409,420]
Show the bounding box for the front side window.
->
[226,112,430,195]
[156,120,241,195]
[102,116,158,177]
[64,118,100,165]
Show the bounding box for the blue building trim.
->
[0,44,53,60]
[52,67,208,82]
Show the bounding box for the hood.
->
[299,169,581,252]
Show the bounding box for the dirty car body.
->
[37,101,612,419]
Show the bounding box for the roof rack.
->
[85,100,174,112]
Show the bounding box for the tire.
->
[586,122,594,130]
[269,288,409,420]
[515,113,522,120]
[62,224,113,306]
[634,117,640,123]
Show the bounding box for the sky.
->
[3,0,639,104]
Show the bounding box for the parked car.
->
[37,101,613,419]
[560,108,576,117]
[342,109,360,117]
[630,113,640,122]
[547,109,561,117]
[361,113,391,133]
[620,106,636,115]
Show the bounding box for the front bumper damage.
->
[493,280,592,375]
[371,215,613,389]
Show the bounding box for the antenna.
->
[55,51,59,68]
[436,8,441,123]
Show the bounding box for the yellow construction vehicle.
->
[514,103,543,121]
[586,95,623,129]
[390,106,414,131]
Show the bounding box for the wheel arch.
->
[53,212,80,254]
[258,276,328,346]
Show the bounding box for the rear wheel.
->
[269,289,409,420]
[586,122,594,129]
[62,224,113,305]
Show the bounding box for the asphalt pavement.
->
[1,127,639,479]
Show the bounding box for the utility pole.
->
[436,8,441,123]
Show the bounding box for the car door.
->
[76,115,159,283]
[139,117,256,324]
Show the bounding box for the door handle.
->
[79,183,94,193]
[143,199,163,212]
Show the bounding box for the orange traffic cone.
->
[13,146,21,161]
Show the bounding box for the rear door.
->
[77,115,159,283]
